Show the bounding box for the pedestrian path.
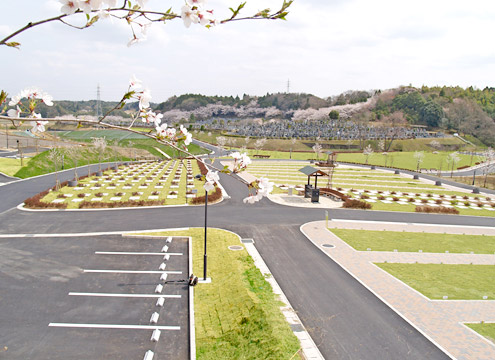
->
[301,220,495,360]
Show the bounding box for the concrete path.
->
[302,220,495,360]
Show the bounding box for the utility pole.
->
[17,140,23,167]
[286,79,290,94]
[96,84,102,120]
[5,124,8,149]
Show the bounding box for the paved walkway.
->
[302,220,495,360]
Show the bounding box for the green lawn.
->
[143,228,301,360]
[376,263,495,300]
[0,157,29,177]
[465,323,495,344]
[330,229,495,254]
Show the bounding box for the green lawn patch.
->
[330,229,495,254]
[465,323,495,344]
[375,263,495,300]
[144,228,301,360]
[0,157,29,177]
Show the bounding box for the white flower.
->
[257,177,274,197]
[243,195,257,204]
[8,95,21,106]
[7,106,21,118]
[136,0,148,7]
[142,111,162,126]
[181,5,199,28]
[138,89,152,110]
[41,92,54,106]
[60,0,80,15]
[186,0,206,7]
[30,120,49,133]
[96,9,112,20]
[127,35,146,47]
[79,0,102,14]
[155,123,168,137]
[180,125,193,146]
[165,127,176,138]
[102,0,117,7]
[129,74,142,90]
[205,170,219,184]
[197,10,211,26]
[204,181,215,192]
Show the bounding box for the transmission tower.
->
[96,84,102,119]
[286,79,290,93]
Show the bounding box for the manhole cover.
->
[322,244,335,248]
[228,245,244,251]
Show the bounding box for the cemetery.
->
[25,159,214,209]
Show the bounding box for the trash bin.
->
[305,184,313,198]
[311,188,320,203]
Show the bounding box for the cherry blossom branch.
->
[0,1,292,49]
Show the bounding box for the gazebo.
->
[298,165,328,189]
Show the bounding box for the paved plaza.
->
[302,220,495,360]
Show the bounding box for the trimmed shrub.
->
[191,187,222,204]
[342,199,372,210]
[360,194,370,199]
[415,206,459,215]
[78,199,164,209]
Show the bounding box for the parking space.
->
[0,234,190,359]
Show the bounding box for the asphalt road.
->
[1,156,492,359]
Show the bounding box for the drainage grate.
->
[241,238,254,244]
[322,244,335,248]
[228,245,244,251]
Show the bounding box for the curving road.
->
[2,155,493,359]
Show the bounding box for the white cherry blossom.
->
[102,0,117,7]
[8,95,21,106]
[129,74,142,90]
[186,0,207,7]
[79,0,103,14]
[155,123,168,137]
[136,0,148,8]
[181,5,199,28]
[41,92,54,106]
[204,181,215,192]
[60,0,81,15]
[7,106,21,118]
[138,89,152,110]
[142,110,162,126]
[205,170,219,184]
[30,119,49,133]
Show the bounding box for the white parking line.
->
[69,292,182,298]
[49,323,180,330]
[95,251,183,256]
[83,270,182,274]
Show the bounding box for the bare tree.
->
[483,148,495,187]
[363,144,373,165]
[383,111,406,151]
[447,152,460,178]
[47,148,64,190]
[64,144,82,182]
[312,143,323,160]
[92,137,107,173]
[414,151,425,172]
[254,138,267,154]
[216,136,227,149]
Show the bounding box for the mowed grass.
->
[0,157,29,177]
[375,263,495,300]
[146,228,301,360]
[465,323,495,344]
[330,229,495,254]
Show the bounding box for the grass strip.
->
[375,263,495,300]
[465,323,495,344]
[148,228,301,360]
[0,157,29,177]
[330,229,495,254]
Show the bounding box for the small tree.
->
[254,138,267,154]
[414,151,425,172]
[312,143,323,160]
[447,152,460,178]
[483,148,495,187]
[65,145,82,182]
[363,144,373,164]
[216,136,227,149]
[329,110,340,120]
[47,148,64,190]
[92,137,107,173]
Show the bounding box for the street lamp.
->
[195,174,208,281]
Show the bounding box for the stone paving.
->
[302,220,495,360]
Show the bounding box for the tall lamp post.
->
[195,174,208,281]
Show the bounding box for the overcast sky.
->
[2,0,495,102]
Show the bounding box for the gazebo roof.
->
[298,166,328,177]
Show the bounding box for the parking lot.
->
[0,234,190,359]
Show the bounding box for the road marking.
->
[69,292,181,298]
[49,323,180,330]
[83,270,182,274]
[95,251,183,256]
